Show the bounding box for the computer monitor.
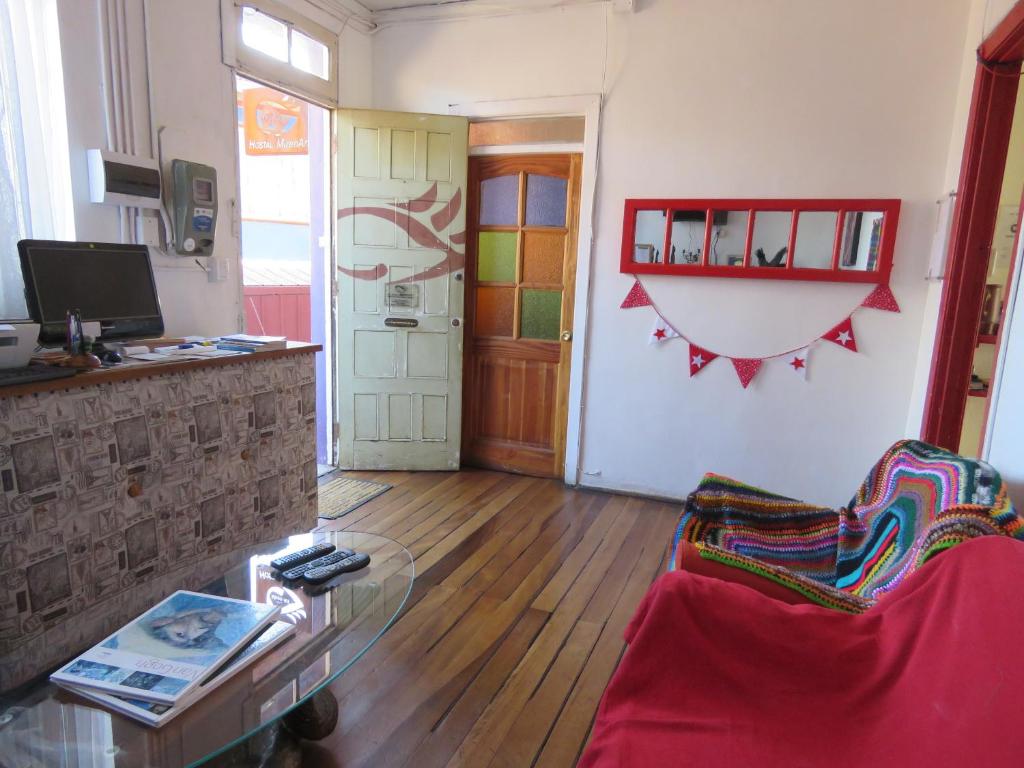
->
[18,239,164,345]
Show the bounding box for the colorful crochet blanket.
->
[670,440,1024,612]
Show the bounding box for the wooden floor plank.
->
[535,506,679,768]
[443,498,643,767]
[303,470,680,768]
[488,619,603,768]
[406,608,550,768]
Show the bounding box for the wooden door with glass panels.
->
[463,154,582,478]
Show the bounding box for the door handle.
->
[561,330,573,342]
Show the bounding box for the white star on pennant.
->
[836,330,852,346]
[688,343,718,377]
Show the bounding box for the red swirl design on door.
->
[337,182,465,283]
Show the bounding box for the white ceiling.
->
[311,0,620,31]
[356,0,469,10]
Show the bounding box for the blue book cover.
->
[59,620,296,727]
[50,591,279,705]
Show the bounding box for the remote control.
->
[280,548,355,581]
[302,553,371,585]
[271,543,335,572]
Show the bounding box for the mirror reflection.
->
[668,210,717,264]
[707,210,748,266]
[793,211,838,269]
[633,209,666,263]
[840,211,884,271]
[751,211,792,268]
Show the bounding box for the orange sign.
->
[243,87,308,156]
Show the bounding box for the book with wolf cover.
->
[58,620,296,727]
[50,591,279,705]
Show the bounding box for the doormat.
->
[318,477,392,519]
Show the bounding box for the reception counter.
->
[0,343,321,690]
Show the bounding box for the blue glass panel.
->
[480,175,519,226]
[525,175,567,227]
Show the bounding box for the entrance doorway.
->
[235,76,332,468]
[462,154,583,478]
[958,79,1024,456]
[334,109,469,471]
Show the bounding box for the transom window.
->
[223,1,338,107]
[241,7,329,80]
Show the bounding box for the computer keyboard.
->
[0,366,78,388]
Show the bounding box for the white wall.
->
[374,0,972,505]
[55,0,372,337]
[985,0,1020,35]
[56,0,242,336]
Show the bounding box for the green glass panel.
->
[520,289,562,340]
[478,232,517,282]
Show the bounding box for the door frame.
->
[231,74,336,467]
[922,3,1024,448]
[450,94,602,485]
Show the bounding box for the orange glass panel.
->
[522,230,564,285]
[475,286,515,337]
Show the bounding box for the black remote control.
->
[302,553,371,585]
[271,543,335,572]
[280,549,355,581]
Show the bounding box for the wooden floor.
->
[301,468,680,768]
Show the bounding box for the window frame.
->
[619,198,901,284]
[221,0,338,108]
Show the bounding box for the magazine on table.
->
[218,334,287,350]
[50,591,280,705]
[57,620,297,727]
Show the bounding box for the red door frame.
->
[922,2,1024,448]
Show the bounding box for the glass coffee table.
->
[0,531,414,767]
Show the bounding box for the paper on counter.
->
[129,352,182,361]
[130,349,242,362]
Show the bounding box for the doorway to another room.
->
[235,75,333,470]
[463,153,583,478]
[958,74,1024,457]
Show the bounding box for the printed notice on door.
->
[387,284,420,310]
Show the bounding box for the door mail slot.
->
[384,317,419,328]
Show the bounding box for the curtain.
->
[0,0,74,321]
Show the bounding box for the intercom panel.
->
[171,159,218,256]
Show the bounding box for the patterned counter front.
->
[0,350,318,690]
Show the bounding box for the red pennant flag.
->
[731,358,763,389]
[823,316,858,352]
[861,284,900,313]
[688,343,718,377]
[620,279,652,309]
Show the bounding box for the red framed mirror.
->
[620,198,900,284]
